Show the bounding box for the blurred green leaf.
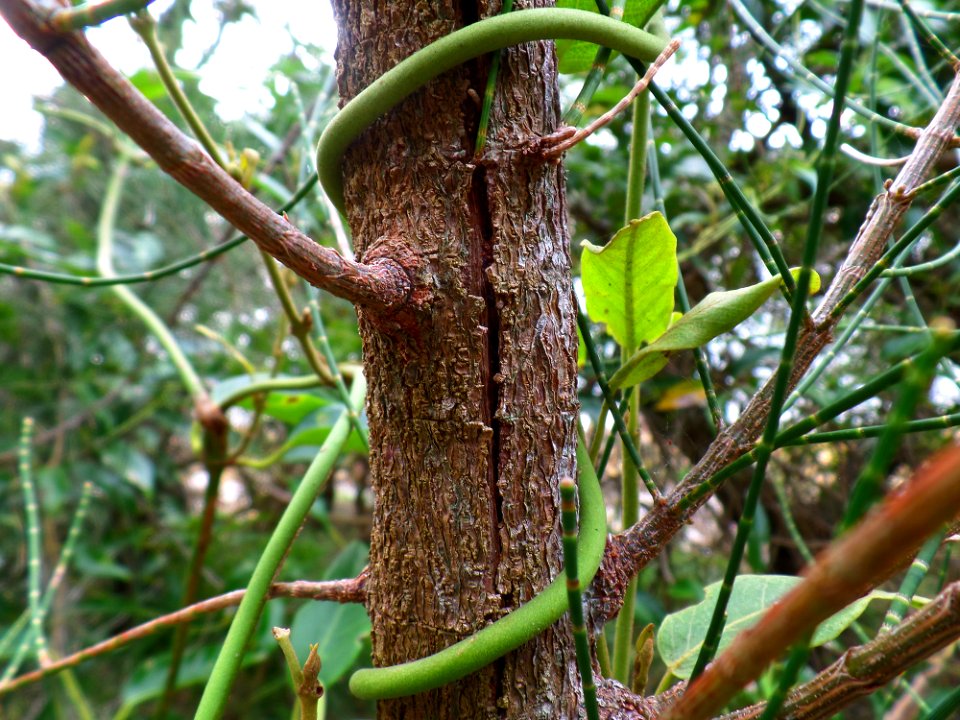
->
[102,445,156,497]
[324,540,369,580]
[127,68,201,102]
[212,374,337,424]
[555,0,658,73]
[290,600,371,687]
[657,575,873,679]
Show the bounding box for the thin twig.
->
[882,241,960,277]
[539,40,679,160]
[0,175,321,288]
[840,143,910,166]
[0,576,367,696]
[128,10,225,168]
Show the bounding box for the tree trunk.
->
[330,1,582,717]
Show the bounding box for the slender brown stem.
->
[0,575,367,696]
[156,425,228,713]
[0,0,411,316]
[260,252,335,384]
[538,40,679,159]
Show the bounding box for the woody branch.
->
[0,0,411,316]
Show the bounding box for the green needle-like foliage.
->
[757,641,810,720]
[841,325,957,530]
[882,532,943,632]
[18,418,43,660]
[194,379,366,720]
[577,309,660,499]
[689,0,865,678]
[0,175,317,287]
[560,478,600,720]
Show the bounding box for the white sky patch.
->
[768,124,803,149]
[585,128,618,150]
[0,0,338,148]
[0,22,64,149]
[745,111,772,138]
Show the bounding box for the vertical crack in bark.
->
[465,0,506,701]
[472,161,505,595]
[462,0,504,602]
[473,161,509,717]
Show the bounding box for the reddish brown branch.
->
[0,0,410,316]
[0,574,367,696]
[717,581,960,720]
[597,578,960,720]
[661,444,960,720]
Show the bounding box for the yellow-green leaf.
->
[581,211,678,353]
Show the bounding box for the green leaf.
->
[324,540,369,580]
[555,0,659,74]
[101,445,156,497]
[581,211,678,353]
[610,268,821,389]
[657,575,872,680]
[211,374,336,425]
[280,406,369,462]
[555,0,603,73]
[127,68,200,102]
[120,603,281,710]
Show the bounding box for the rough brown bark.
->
[330,1,581,718]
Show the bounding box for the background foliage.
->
[2,0,959,717]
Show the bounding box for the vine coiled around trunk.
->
[315,6,667,701]
[317,7,667,214]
